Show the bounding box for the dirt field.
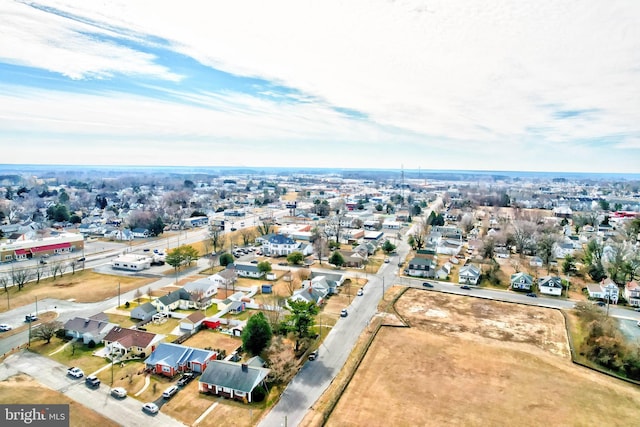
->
[0,374,120,427]
[1,270,156,313]
[326,290,640,427]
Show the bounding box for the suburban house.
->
[218,298,246,314]
[63,317,116,345]
[538,276,563,296]
[309,272,345,294]
[625,281,640,308]
[103,327,163,358]
[151,289,194,313]
[458,264,481,286]
[337,250,367,268]
[435,262,452,280]
[145,343,218,376]
[130,302,158,321]
[198,360,270,403]
[231,263,264,279]
[132,228,150,238]
[586,279,619,304]
[436,240,463,256]
[208,269,237,289]
[291,276,333,306]
[256,234,312,257]
[180,311,206,331]
[182,278,219,302]
[510,272,533,291]
[406,257,437,278]
[529,256,543,268]
[554,242,576,259]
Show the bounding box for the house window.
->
[223,387,232,393]
[162,366,171,373]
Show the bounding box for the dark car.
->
[526,293,538,298]
[595,301,606,307]
[422,282,434,288]
[460,285,471,290]
[25,314,38,322]
[177,373,195,387]
[85,375,100,388]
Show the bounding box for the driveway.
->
[0,350,185,427]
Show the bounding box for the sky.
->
[1,0,639,173]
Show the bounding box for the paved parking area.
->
[0,350,185,427]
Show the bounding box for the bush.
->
[124,301,130,308]
[251,385,267,402]
[55,329,66,339]
[87,340,96,349]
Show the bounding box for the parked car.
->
[357,288,364,296]
[526,293,537,298]
[460,285,471,290]
[111,387,127,398]
[340,309,348,317]
[422,282,434,288]
[595,301,606,307]
[177,373,195,387]
[0,324,12,332]
[67,367,84,378]
[85,375,100,388]
[142,402,158,414]
[162,385,179,399]
[384,258,390,263]
[25,314,38,322]
[308,350,319,361]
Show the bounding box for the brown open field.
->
[181,329,242,354]
[326,290,640,427]
[1,270,156,313]
[0,374,120,427]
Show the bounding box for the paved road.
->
[0,350,185,426]
[258,238,412,427]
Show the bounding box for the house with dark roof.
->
[103,327,164,358]
[407,257,437,278]
[539,276,563,296]
[231,262,264,279]
[144,343,218,376]
[151,288,194,313]
[510,272,533,291]
[130,302,157,321]
[63,317,116,345]
[199,360,270,403]
[180,311,206,331]
[183,278,218,301]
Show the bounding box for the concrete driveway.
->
[0,350,185,427]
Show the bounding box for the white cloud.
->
[1,0,640,171]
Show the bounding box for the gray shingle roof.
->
[199,360,269,393]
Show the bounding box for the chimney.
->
[241,363,248,372]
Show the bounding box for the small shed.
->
[261,284,273,294]
[203,319,221,330]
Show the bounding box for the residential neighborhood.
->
[0,166,640,427]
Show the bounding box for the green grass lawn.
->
[106,314,137,328]
[34,337,109,374]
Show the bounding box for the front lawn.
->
[34,337,109,374]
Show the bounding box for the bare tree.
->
[283,271,299,296]
[264,336,296,384]
[32,320,63,344]
[256,220,275,236]
[133,288,142,305]
[146,286,153,299]
[208,225,226,254]
[240,228,255,246]
[189,289,206,309]
[311,228,328,265]
[11,267,32,291]
[511,221,536,256]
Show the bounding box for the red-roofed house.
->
[103,327,164,358]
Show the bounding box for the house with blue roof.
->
[144,342,218,377]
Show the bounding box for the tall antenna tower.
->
[401,164,405,205]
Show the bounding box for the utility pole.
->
[35,296,38,317]
[382,276,385,300]
[117,282,121,308]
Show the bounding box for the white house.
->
[538,276,563,296]
[183,278,218,300]
[624,281,640,308]
[586,279,619,304]
[458,264,481,285]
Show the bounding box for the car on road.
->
[595,301,606,307]
[0,324,12,332]
[162,385,179,399]
[230,227,237,231]
[384,257,390,263]
[111,387,127,398]
[250,260,258,264]
[67,367,84,378]
[525,293,538,298]
[357,288,364,296]
[142,402,158,414]
[460,285,471,290]
[278,262,288,266]
[637,321,640,328]
[39,258,47,264]
[308,350,319,361]
[25,314,38,322]
[422,282,434,288]
[177,373,195,387]
[635,307,640,312]
[85,375,100,388]
[340,309,348,317]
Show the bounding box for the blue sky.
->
[1,0,639,173]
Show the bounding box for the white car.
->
[142,402,159,414]
[357,289,364,296]
[67,367,84,378]
[110,387,127,398]
[0,324,11,332]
